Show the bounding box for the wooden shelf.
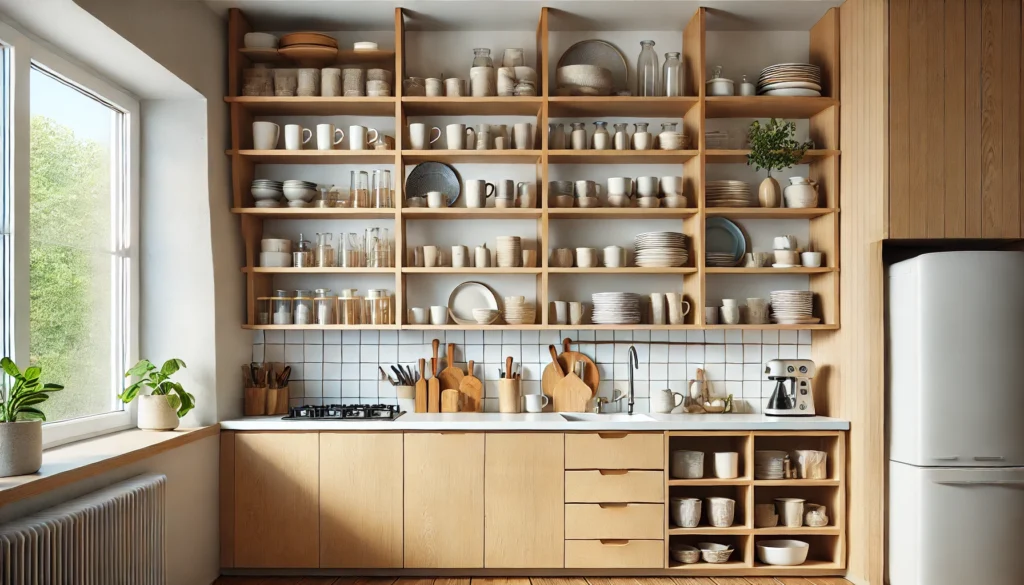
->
[706,324,839,330]
[402,96,542,116]
[243,324,400,330]
[228,149,396,164]
[668,560,747,571]
[706,149,840,164]
[751,560,844,572]
[548,267,697,274]
[548,150,698,164]
[704,267,835,274]
[225,96,396,116]
[548,207,698,219]
[402,207,542,219]
[705,207,837,219]
[243,267,396,274]
[668,478,752,486]
[402,267,541,274]
[402,150,541,164]
[232,207,397,219]
[753,478,841,486]
[705,96,838,118]
[572,324,700,330]
[668,525,751,535]
[547,96,700,117]
[753,526,842,535]
[403,324,547,330]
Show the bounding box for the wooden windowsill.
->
[0,425,220,508]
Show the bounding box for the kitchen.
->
[0,0,1018,584]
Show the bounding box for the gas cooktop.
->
[282,403,404,421]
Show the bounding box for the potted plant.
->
[0,357,64,477]
[120,359,194,431]
[747,118,814,208]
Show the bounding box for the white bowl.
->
[254,200,281,208]
[353,41,378,51]
[283,186,316,202]
[244,32,279,49]
[472,309,500,324]
[261,238,292,253]
[756,539,810,566]
[706,78,735,96]
[556,65,613,96]
[252,187,283,200]
[259,251,292,268]
[662,195,688,208]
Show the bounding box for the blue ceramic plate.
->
[705,217,746,266]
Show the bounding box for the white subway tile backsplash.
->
[323,330,341,344]
[265,330,284,344]
[285,345,304,362]
[726,344,743,363]
[304,344,324,362]
[668,345,686,362]
[742,330,762,343]
[303,330,323,344]
[286,330,305,344]
[779,330,798,344]
[798,330,812,344]
[264,344,284,363]
[323,380,341,398]
[779,345,798,359]
[323,362,342,380]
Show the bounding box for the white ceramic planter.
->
[0,420,42,477]
[137,395,180,431]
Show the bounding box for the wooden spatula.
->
[415,358,428,413]
[440,389,462,413]
[438,342,464,391]
[553,354,592,413]
[459,359,483,412]
[428,357,441,413]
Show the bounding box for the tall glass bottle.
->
[636,40,658,96]
[662,52,683,96]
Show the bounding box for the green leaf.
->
[17,407,45,422]
[165,393,181,411]
[126,360,156,378]
[0,357,20,379]
[160,358,186,378]
[118,383,142,403]
[42,383,64,391]
[23,366,41,382]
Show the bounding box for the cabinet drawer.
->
[565,503,664,539]
[564,539,664,568]
[565,470,664,503]
[565,433,664,470]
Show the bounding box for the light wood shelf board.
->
[753,526,842,535]
[243,324,400,330]
[225,96,397,116]
[243,267,397,274]
[705,208,837,219]
[667,478,752,486]
[231,207,398,220]
[705,267,835,274]
[705,324,840,331]
[549,208,698,219]
[402,208,542,219]
[228,149,396,164]
[403,324,547,330]
[403,267,541,274]
[705,149,840,164]
[548,267,698,274]
[667,560,748,571]
[548,150,698,164]
[402,96,543,116]
[667,526,752,535]
[753,479,841,487]
[705,96,839,119]
[547,96,700,117]
[402,150,542,164]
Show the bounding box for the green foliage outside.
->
[746,118,815,177]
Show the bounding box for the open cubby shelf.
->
[227,7,840,332]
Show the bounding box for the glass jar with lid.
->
[337,289,363,324]
[364,290,393,325]
[293,234,313,268]
[472,48,493,68]
[272,291,294,325]
[257,297,272,325]
[293,290,314,325]
[314,288,335,325]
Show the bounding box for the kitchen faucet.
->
[627,345,638,415]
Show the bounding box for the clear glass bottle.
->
[472,48,493,68]
[570,122,588,150]
[592,121,611,150]
[501,48,524,68]
[636,40,659,96]
[662,52,683,96]
[613,123,630,150]
[315,232,334,267]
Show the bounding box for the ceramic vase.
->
[758,176,782,208]
[138,395,181,431]
[0,421,42,477]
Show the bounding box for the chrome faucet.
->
[627,345,638,415]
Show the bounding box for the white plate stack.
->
[591,292,642,324]
[757,63,822,97]
[495,236,522,268]
[503,296,536,324]
[705,252,740,267]
[634,231,689,267]
[769,290,820,324]
[755,450,787,480]
[706,180,755,207]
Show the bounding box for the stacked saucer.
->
[495,236,522,268]
[634,231,689,267]
[757,63,822,97]
[705,252,740,267]
[591,292,642,325]
[503,296,536,325]
[252,179,284,208]
[706,180,755,207]
[769,290,819,324]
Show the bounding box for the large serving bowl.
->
[756,539,810,566]
[556,65,613,96]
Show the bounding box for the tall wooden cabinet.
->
[889,0,1024,239]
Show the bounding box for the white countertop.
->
[219,412,849,431]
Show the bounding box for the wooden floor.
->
[214,577,853,585]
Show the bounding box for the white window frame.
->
[0,19,140,448]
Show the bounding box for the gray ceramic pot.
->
[0,420,42,477]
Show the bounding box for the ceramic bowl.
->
[261,238,292,253]
[756,539,809,566]
[706,78,735,96]
[662,195,688,208]
[637,196,660,209]
[556,65,614,96]
[577,196,601,208]
[353,41,378,51]
[406,196,426,208]
[669,544,701,564]
[472,309,500,325]
[244,32,279,49]
[552,194,575,208]
[774,249,800,266]
[283,186,316,202]
[254,200,281,208]
[259,251,292,268]
[697,542,734,564]
[252,187,283,200]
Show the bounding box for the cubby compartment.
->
[753,485,841,533]
[753,431,845,483]
[667,533,749,570]
[667,432,752,483]
[752,533,841,570]
[667,484,749,532]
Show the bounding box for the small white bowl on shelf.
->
[259,251,291,268]
[472,308,501,325]
[669,543,701,564]
[697,542,734,564]
[261,238,292,253]
[756,539,810,566]
[244,32,279,49]
[353,41,378,51]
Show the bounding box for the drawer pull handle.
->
[599,539,630,546]
[597,433,629,439]
[598,503,628,509]
[598,470,629,476]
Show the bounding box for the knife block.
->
[498,379,521,413]
[245,386,289,416]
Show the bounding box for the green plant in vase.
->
[0,357,64,476]
[120,358,194,430]
[746,118,814,208]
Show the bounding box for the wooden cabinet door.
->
[403,433,485,568]
[484,433,564,568]
[234,432,319,568]
[320,433,403,568]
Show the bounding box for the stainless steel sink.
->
[559,413,655,422]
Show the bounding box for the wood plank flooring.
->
[214,577,852,585]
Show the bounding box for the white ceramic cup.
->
[430,305,448,325]
[444,77,463,96]
[569,301,584,325]
[284,124,312,150]
[517,182,537,208]
[714,452,740,479]
[660,175,684,197]
[409,307,429,324]
[666,293,691,325]
[315,124,345,151]
[446,123,469,150]
[721,305,741,325]
[776,497,806,528]
[423,245,441,268]
[551,300,568,325]
[426,191,446,209]
[773,235,798,250]
[409,123,441,150]
[513,122,533,150]
[451,245,468,268]
[722,298,739,307]
[705,306,719,325]
[476,245,491,267]
[469,66,496,97]
[425,77,443,97]
[576,247,597,268]
[495,179,515,201]
[253,121,280,150]
[801,251,823,267]
[649,292,667,325]
[636,176,660,197]
[465,180,495,208]
[607,177,632,197]
[348,125,379,151]
[603,245,624,268]
[523,393,550,413]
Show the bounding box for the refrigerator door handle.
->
[932,456,960,461]
[934,479,1024,486]
[973,456,1006,461]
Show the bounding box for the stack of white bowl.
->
[283,180,317,208]
[252,179,283,208]
[495,236,522,267]
[503,296,536,324]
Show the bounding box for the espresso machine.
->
[764,359,815,416]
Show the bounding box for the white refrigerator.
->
[888,251,1024,585]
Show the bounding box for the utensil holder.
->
[244,387,268,416]
[498,379,521,413]
[396,385,415,400]
[266,386,290,415]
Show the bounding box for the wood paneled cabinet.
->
[889,0,1024,239]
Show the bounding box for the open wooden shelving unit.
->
[226,7,840,332]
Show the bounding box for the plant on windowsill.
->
[746,118,814,208]
[0,357,65,477]
[120,359,194,431]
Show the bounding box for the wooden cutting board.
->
[415,358,428,413]
[440,389,462,413]
[428,357,441,413]
[542,349,599,400]
[553,371,592,413]
[438,343,464,391]
[458,359,483,412]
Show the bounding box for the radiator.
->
[0,473,166,585]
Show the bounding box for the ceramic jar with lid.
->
[784,177,819,208]
[739,74,757,96]
[706,65,735,96]
[592,121,611,150]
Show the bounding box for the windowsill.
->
[0,425,219,508]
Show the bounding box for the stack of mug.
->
[707,297,769,325]
[773,235,823,268]
[548,246,626,268]
[253,121,387,151]
[408,122,533,150]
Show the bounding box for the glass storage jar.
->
[272,294,294,325]
[662,52,683,96]
[293,234,313,267]
[364,290,394,325]
[472,48,493,68]
[337,292,364,325]
[256,297,272,325]
[314,289,335,325]
[350,170,369,208]
[294,290,314,325]
[636,40,659,96]
[315,232,335,267]
[592,121,610,150]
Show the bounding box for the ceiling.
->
[199,0,843,32]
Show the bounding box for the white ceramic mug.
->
[649,293,667,325]
[603,245,624,268]
[523,393,550,413]
[801,251,823,267]
[651,388,684,413]
[316,124,345,151]
[551,300,568,325]
[409,307,428,324]
[451,245,468,268]
[569,301,584,325]
[444,77,463,96]
[465,180,495,208]
[774,235,798,250]
[426,191,446,209]
[494,179,515,201]
[425,77,443,97]
[348,125,379,151]
[660,175,684,197]
[423,245,441,267]
[430,305,448,325]
[284,124,312,150]
[475,245,491,267]
[516,182,537,208]
[607,177,632,197]
[666,293,691,325]
[636,176,659,197]
[409,123,441,150]
[714,452,740,479]
[576,247,597,268]
[253,121,280,150]
[513,122,533,150]
[721,305,741,325]
[446,124,473,150]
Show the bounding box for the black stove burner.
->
[282,403,403,421]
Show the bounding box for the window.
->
[0,21,139,446]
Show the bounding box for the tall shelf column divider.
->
[538,7,550,325]
[684,8,707,326]
[394,8,407,326]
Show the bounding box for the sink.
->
[559,413,655,422]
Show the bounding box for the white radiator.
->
[0,473,166,585]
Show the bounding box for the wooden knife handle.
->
[419,358,426,380]
[467,360,475,377]
[548,345,564,377]
[447,343,455,369]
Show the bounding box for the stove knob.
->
[800,388,808,395]
[799,403,807,410]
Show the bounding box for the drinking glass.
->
[365,227,392,268]
[340,232,364,267]
[350,170,369,208]
[372,169,392,208]
[315,232,335,267]
[472,48,493,67]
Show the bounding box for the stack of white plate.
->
[252,179,284,208]
[495,236,522,268]
[769,290,820,324]
[706,180,755,207]
[757,63,822,97]
[634,232,689,267]
[755,450,787,480]
[706,252,740,267]
[503,296,536,325]
[591,292,642,324]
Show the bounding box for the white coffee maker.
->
[764,359,815,416]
